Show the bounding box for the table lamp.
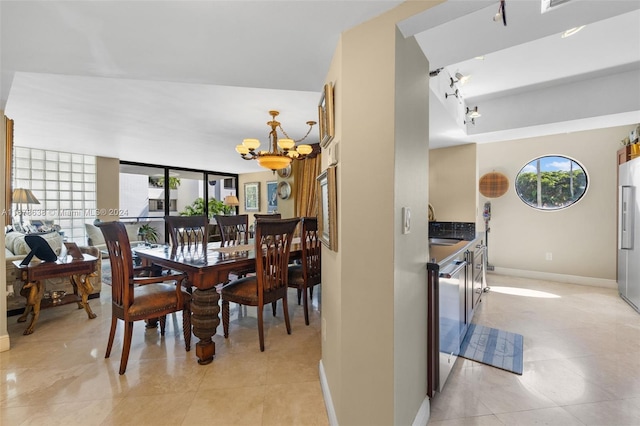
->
[13,188,40,228]
[224,195,239,215]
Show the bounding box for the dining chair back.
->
[215,214,254,282]
[288,217,321,325]
[214,214,250,248]
[254,213,281,221]
[97,221,191,374]
[221,217,300,351]
[165,215,208,253]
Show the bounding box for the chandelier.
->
[236,110,316,171]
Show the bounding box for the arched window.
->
[515,155,588,210]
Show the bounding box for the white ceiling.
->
[2,1,639,174]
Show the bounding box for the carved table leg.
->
[70,272,97,319]
[191,288,221,365]
[17,280,44,335]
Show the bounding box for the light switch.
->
[402,207,411,234]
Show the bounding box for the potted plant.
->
[137,223,159,244]
[180,197,233,218]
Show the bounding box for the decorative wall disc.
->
[277,181,291,199]
[277,165,291,178]
[479,172,509,198]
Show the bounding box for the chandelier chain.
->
[278,124,313,143]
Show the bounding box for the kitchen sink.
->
[429,237,464,246]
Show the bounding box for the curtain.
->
[293,152,321,218]
[4,115,13,216]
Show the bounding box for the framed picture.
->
[317,166,337,251]
[267,181,278,213]
[318,82,335,148]
[244,182,260,212]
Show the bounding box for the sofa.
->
[5,231,102,314]
[85,222,160,254]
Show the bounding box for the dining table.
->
[134,238,301,365]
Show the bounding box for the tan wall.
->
[321,2,439,424]
[477,125,635,283]
[429,143,478,223]
[96,156,120,222]
[238,170,281,224]
[392,27,431,425]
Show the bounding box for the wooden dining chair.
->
[97,221,191,375]
[165,215,208,254]
[254,213,281,221]
[214,214,254,277]
[254,213,283,316]
[221,217,300,351]
[253,213,282,221]
[215,214,250,247]
[288,217,321,325]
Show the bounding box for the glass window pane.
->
[16,158,30,168]
[11,147,96,244]
[515,155,588,210]
[15,147,30,158]
[15,169,31,179]
[31,181,45,190]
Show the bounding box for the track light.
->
[445,89,459,99]
[493,0,506,26]
[453,72,470,85]
[465,118,476,126]
[466,106,481,118]
[429,67,443,77]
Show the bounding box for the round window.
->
[515,155,588,210]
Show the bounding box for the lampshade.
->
[223,195,239,206]
[13,188,40,205]
[257,154,292,171]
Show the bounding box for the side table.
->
[13,253,99,335]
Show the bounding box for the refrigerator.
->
[618,156,640,313]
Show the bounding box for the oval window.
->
[515,155,588,210]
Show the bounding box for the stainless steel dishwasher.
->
[437,255,467,392]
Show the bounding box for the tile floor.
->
[1,285,328,426]
[428,274,640,426]
[2,274,639,426]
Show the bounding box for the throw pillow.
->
[85,223,105,246]
[7,232,63,256]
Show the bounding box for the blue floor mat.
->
[459,324,524,375]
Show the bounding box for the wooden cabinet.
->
[618,146,632,165]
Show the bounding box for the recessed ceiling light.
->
[474,56,485,60]
[561,25,585,38]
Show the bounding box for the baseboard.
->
[489,268,617,289]
[0,333,10,352]
[411,396,431,426]
[319,359,338,426]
